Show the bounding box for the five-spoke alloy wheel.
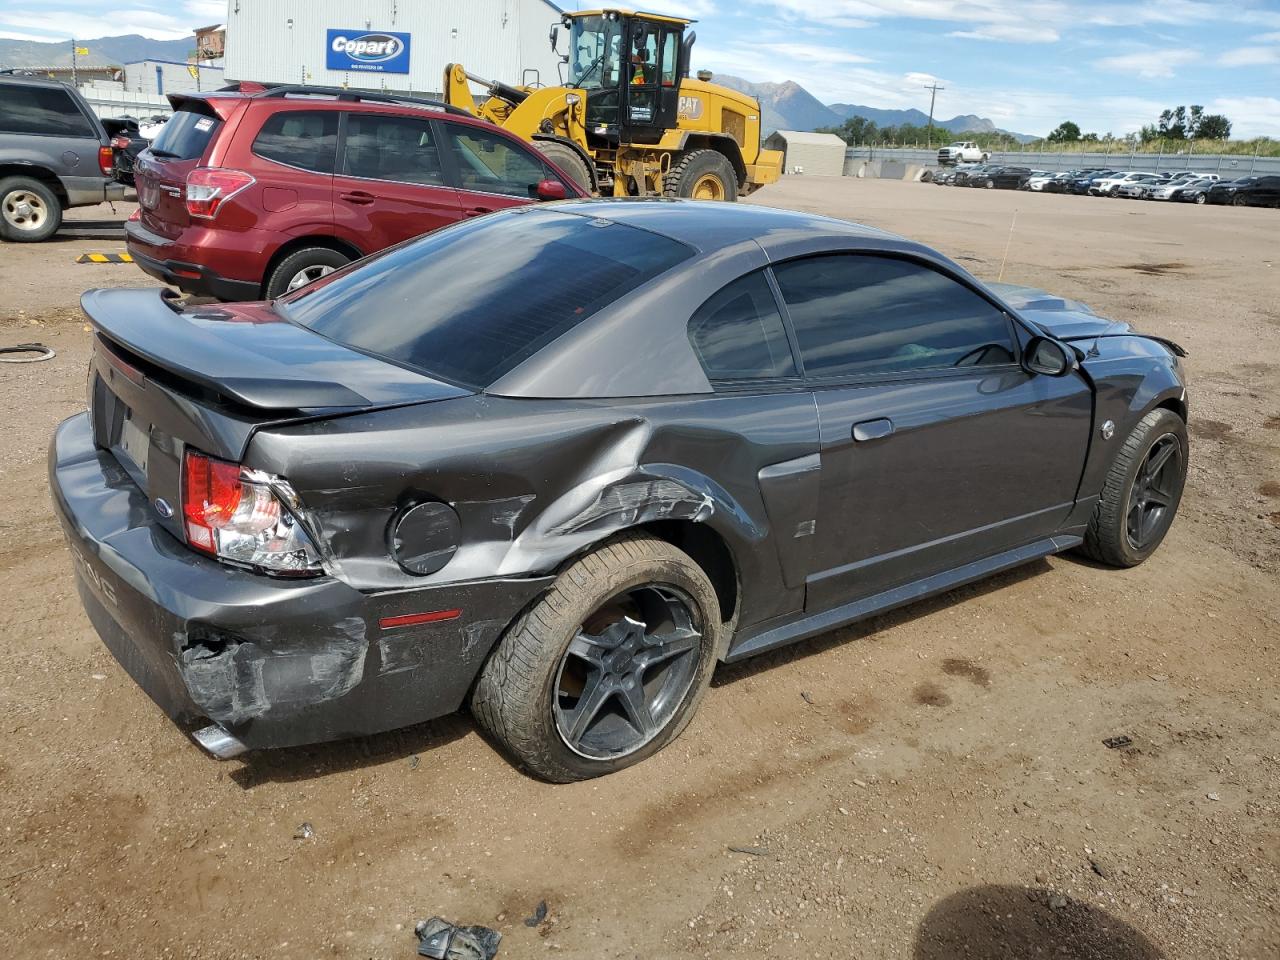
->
[472,534,722,782]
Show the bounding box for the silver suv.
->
[0,74,127,242]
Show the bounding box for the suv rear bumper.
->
[63,176,128,208]
[126,219,260,300]
[49,412,550,753]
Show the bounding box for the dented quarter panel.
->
[248,389,821,629]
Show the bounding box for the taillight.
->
[98,145,114,176]
[185,167,254,219]
[111,135,131,150]
[182,449,322,575]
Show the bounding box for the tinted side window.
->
[773,255,1016,378]
[253,111,338,172]
[342,114,444,185]
[446,125,558,197]
[149,109,220,160]
[689,272,797,381]
[0,84,94,137]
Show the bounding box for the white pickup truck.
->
[937,141,990,165]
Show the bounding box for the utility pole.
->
[924,81,945,148]
[71,39,78,86]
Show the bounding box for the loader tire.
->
[664,150,738,202]
[535,140,594,194]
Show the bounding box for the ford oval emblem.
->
[154,498,174,518]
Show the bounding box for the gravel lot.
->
[1,178,1276,959]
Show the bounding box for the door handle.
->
[852,418,894,442]
[464,206,495,218]
[339,191,375,205]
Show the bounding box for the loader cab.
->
[564,10,690,145]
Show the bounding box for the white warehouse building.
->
[222,0,566,97]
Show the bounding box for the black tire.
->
[1080,408,1188,568]
[1194,193,1206,205]
[535,139,594,194]
[1231,194,1247,207]
[664,149,739,202]
[0,176,62,242]
[471,533,723,782]
[264,247,351,300]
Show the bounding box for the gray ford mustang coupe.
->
[51,199,1189,781]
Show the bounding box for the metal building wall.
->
[124,60,226,96]
[223,0,563,95]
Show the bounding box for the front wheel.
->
[1080,408,1188,568]
[1194,193,1207,205]
[471,534,723,782]
[664,149,739,202]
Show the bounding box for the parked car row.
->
[931,162,1280,207]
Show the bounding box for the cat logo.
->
[678,95,704,120]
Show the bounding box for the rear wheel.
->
[664,149,739,202]
[0,176,62,243]
[264,247,351,299]
[471,534,722,782]
[1080,408,1188,568]
[535,139,593,194]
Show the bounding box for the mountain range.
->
[713,74,1035,142]
[0,34,1035,140]
[0,34,194,69]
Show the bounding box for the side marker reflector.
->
[380,609,462,630]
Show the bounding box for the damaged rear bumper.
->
[49,413,551,753]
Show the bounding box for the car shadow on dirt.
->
[228,712,474,789]
[711,558,1054,687]
[914,884,1160,959]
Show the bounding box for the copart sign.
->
[326,29,411,74]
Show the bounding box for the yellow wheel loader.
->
[443,8,782,200]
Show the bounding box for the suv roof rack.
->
[231,82,471,116]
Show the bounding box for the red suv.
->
[126,84,589,300]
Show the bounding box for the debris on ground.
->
[1102,735,1133,750]
[800,691,815,705]
[523,900,548,927]
[0,343,55,364]
[727,845,770,857]
[293,822,315,840]
[414,917,502,960]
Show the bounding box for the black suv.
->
[0,74,127,241]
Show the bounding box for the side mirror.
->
[1023,336,1075,377]
[549,24,560,54]
[535,178,568,201]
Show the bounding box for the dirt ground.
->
[1,179,1276,960]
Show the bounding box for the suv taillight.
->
[185,167,254,219]
[182,449,322,575]
[98,145,115,176]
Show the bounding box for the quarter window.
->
[772,254,1016,378]
[253,111,338,172]
[446,125,559,198]
[0,84,94,137]
[689,273,797,381]
[342,114,444,185]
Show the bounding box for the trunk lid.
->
[82,288,472,545]
[135,98,227,239]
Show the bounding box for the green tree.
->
[1158,106,1188,139]
[1047,121,1081,142]
[1195,114,1232,140]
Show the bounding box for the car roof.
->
[548,198,899,253]
[0,74,74,90]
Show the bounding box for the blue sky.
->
[3,0,1279,137]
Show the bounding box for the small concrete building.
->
[124,59,226,97]
[763,130,847,177]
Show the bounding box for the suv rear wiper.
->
[147,148,180,158]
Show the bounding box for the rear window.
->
[277,209,692,388]
[149,108,220,160]
[0,83,94,137]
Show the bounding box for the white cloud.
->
[1094,49,1199,79]
[1219,46,1280,67]
[1205,96,1280,138]
[0,2,224,41]
[948,24,1061,43]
